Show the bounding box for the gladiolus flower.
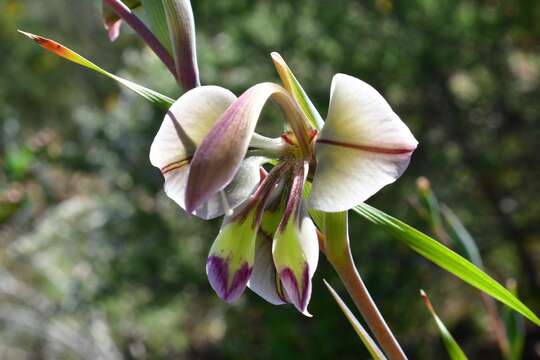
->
[149,54,417,315]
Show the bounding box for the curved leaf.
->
[324,280,387,360]
[18,31,173,109]
[352,203,540,327]
[420,290,468,360]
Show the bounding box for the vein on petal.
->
[160,158,191,174]
[317,138,416,155]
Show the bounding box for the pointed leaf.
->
[420,290,468,360]
[271,52,324,130]
[163,0,200,90]
[19,31,173,108]
[324,280,387,360]
[352,203,540,327]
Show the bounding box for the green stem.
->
[329,247,407,360]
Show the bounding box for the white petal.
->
[193,157,262,220]
[163,157,262,220]
[248,232,286,305]
[298,212,319,279]
[309,74,418,212]
[149,85,237,169]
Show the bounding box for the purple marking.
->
[207,256,253,303]
[317,138,416,155]
[279,265,311,314]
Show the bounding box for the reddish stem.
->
[330,247,407,360]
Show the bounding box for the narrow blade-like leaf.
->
[19,31,173,108]
[324,280,387,360]
[420,290,468,360]
[352,203,540,326]
[501,280,525,360]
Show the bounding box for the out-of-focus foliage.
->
[1,0,540,359]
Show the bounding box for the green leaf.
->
[19,31,174,109]
[415,177,445,234]
[352,203,540,327]
[324,280,387,360]
[501,280,525,360]
[441,205,483,267]
[271,52,325,130]
[140,0,173,53]
[420,290,468,360]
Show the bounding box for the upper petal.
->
[309,74,418,212]
[149,85,237,169]
[185,83,310,214]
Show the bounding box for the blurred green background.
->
[1,0,540,358]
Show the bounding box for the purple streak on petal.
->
[279,162,305,231]
[279,265,311,316]
[206,256,252,303]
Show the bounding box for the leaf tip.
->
[420,289,435,313]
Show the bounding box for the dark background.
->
[1,0,539,358]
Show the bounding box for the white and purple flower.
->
[149,53,417,315]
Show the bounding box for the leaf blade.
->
[324,280,387,360]
[352,203,540,327]
[420,290,468,360]
[19,31,174,109]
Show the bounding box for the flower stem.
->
[329,247,407,360]
[104,0,178,80]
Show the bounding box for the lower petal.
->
[247,232,286,305]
